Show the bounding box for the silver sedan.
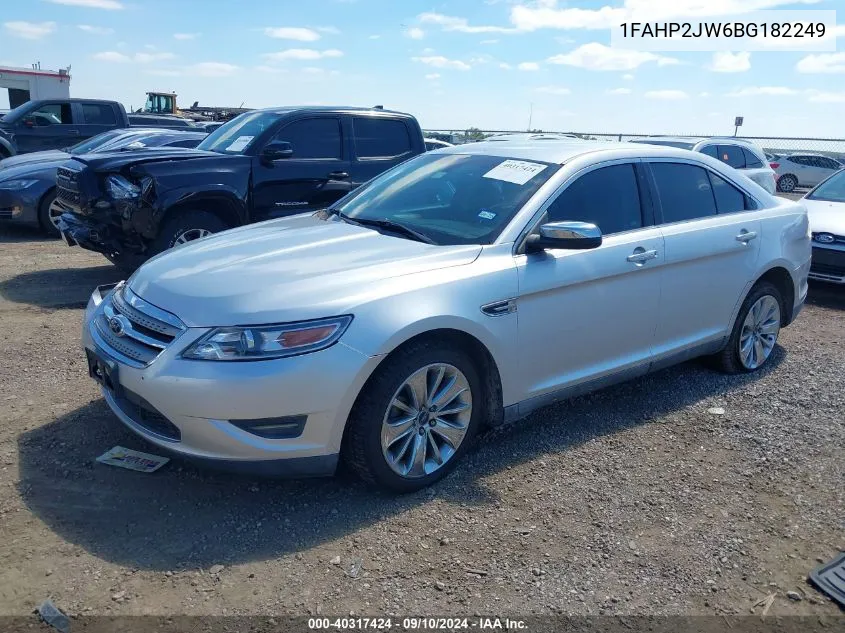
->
[82,140,810,491]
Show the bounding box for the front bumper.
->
[82,286,380,477]
[58,211,128,255]
[809,245,845,285]
[0,187,39,226]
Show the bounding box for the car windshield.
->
[806,169,845,203]
[332,153,560,246]
[630,139,696,150]
[67,130,132,154]
[197,111,279,154]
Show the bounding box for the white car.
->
[81,140,810,491]
[424,138,453,151]
[773,153,843,193]
[801,168,845,284]
[630,136,777,194]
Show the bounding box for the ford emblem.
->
[815,233,835,244]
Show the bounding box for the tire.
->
[148,209,229,257]
[708,281,783,374]
[777,174,797,193]
[343,340,484,492]
[37,191,62,238]
[104,252,144,274]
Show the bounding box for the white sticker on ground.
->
[96,446,169,473]
[483,160,548,185]
[226,136,254,152]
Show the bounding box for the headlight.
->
[0,178,37,190]
[105,174,140,199]
[181,315,353,361]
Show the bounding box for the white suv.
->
[82,140,810,491]
[630,136,777,194]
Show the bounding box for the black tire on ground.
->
[36,190,61,238]
[707,281,783,375]
[342,340,484,492]
[104,252,145,274]
[148,209,229,257]
[777,174,797,193]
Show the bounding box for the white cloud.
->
[607,87,632,95]
[264,27,321,41]
[708,51,750,73]
[480,39,499,45]
[806,90,845,103]
[418,12,515,34]
[499,62,512,70]
[255,65,288,74]
[134,52,175,63]
[368,34,380,39]
[535,85,571,95]
[173,32,200,40]
[188,62,239,77]
[548,43,677,71]
[92,51,130,62]
[699,91,710,97]
[420,48,436,55]
[726,86,799,97]
[796,53,845,74]
[302,67,325,74]
[645,89,689,100]
[4,21,57,40]
[412,55,471,71]
[425,73,441,80]
[518,62,540,71]
[263,48,344,62]
[622,73,634,80]
[405,27,425,40]
[46,0,123,8]
[93,50,175,63]
[78,24,113,35]
[510,0,822,31]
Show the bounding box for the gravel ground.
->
[0,221,842,620]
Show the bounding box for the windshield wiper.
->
[343,216,436,245]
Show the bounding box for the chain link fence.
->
[423,129,845,161]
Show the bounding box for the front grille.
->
[56,187,80,206]
[114,388,181,441]
[0,210,12,219]
[93,284,185,367]
[56,165,83,211]
[810,263,845,277]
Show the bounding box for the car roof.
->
[437,139,709,165]
[251,105,414,118]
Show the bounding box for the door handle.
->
[626,248,658,264]
[735,230,757,243]
[327,171,349,179]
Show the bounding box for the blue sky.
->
[1,0,844,136]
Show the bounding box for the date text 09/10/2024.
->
[307,617,528,630]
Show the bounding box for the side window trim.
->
[271,116,344,161]
[513,158,650,255]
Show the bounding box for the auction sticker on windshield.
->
[483,160,548,185]
[226,136,254,152]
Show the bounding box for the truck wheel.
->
[37,191,62,238]
[149,210,229,256]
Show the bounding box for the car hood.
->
[128,214,482,327]
[803,198,845,234]
[0,150,69,172]
[71,147,226,172]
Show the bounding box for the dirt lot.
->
[0,220,842,620]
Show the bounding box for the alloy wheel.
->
[380,363,473,479]
[174,228,212,246]
[738,295,780,370]
[47,199,65,231]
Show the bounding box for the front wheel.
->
[343,341,483,492]
[148,209,229,256]
[37,192,62,238]
[709,282,783,374]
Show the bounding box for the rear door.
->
[805,156,838,187]
[251,115,351,221]
[77,102,121,142]
[647,160,762,362]
[349,115,417,189]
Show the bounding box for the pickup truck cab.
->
[0,99,130,157]
[56,106,426,268]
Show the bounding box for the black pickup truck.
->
[56,106,426,268]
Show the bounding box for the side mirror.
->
[22,116,36,128]
[525,221,602,252]
[261,141,293,161]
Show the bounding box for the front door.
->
[251,116,353,221]
[15,102,79,153]
[515,161,663,402]
[646,160,761,361]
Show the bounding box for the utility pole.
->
[527,102,533,132]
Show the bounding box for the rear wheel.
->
[148,209,229,257]
[343,341,483,492]
[709,282,782,374]
[777,174,797,193]
[37,191,62,238]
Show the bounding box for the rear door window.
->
[741,147,764,168]
[546,163,643,235]
[81,103,117,125]
[708,172,748,214]
[274,117,342,159]
[717,145,746,169]
[353,117,412,159]
[650,162,717,223]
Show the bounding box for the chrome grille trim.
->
[94,284,186,367]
